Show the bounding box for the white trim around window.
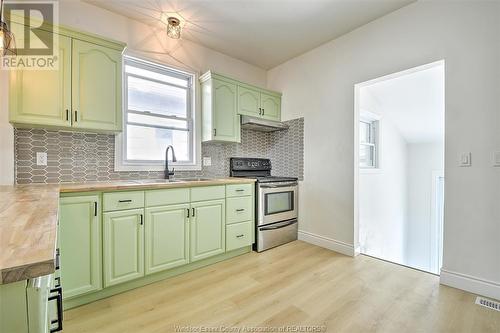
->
[115,54,201,172]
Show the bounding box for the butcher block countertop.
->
[0,178,255,285]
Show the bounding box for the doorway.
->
[354,61,445,274]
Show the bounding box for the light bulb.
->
[166,17,181,39]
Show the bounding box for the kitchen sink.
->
[135,179,184,184]
[175,177,214,182]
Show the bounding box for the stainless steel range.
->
[230,157,298,252]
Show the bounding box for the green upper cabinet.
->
[71,39,123,132]
[260,92,281,121]
[201,75,240,143]
[200,71,282,142]
[9,23,125,133]
[190,199,226,262]
[237,86,261,118]
[145,204,190,275]
[59,195,102,299]
[9,33,72,128]
[103,209,145,287]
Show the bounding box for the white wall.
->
[359,91,408,264]
[58,1,267,87]
[406,142,444,272]
[267,1,500,299]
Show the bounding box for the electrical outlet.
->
[36,152,47,166]
[459,152,471,167]
[203,157,212,166]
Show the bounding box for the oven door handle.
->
[259,219,297,231]
[259,183,297,189]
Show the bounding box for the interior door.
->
[71,39,122,131]
[59,195,101,298]
[9,32,71,127]
[213,78,240,142]
[190,199,226,262]
[145,204,190,275]
[103,209,144,287]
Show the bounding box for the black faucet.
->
[164,145,177,179]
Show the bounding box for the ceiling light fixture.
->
[0,0,16,56]
[166,17,181,39]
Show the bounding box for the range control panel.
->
[230,158,271,171]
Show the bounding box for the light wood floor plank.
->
[64,241,500,333]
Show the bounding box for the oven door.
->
[258,182,298,226]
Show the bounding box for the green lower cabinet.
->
[103,209,145,287]
[190,199,226,262]
[226,221,254,251]
[145,204,190,275]
[59,195,102,298]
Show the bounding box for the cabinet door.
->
[9,33,71,128]
[72,39,122,132]
[145,204,190,275]
[103,209,144,287]
[237,86,261,117]
[260,92,281,121]
[59,195,101,298]
[190,199,226,262]
[213,79,240,142]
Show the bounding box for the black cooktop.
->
[230,157,297,183]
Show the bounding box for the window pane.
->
[128,75,187,117]
[126,125,189,161]
[360,121,371,143]
[360,144,374,168]
[125,64,189,87]
[128,113,188,130]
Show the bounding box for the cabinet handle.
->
[94,202,98,217]
[192,208,195,217]
[235,189,245,192]
[48,287,63,332]
[187,208,190,218]
[139,214,143,225]
[236,209,245,212]
[259,107,262,116]
[55,248,60,270]
[74,110,78,122]
[65,109,69,121]
[118,199,132,203]
[213,128,217,137]
[236,234,244,238]
[262,108,265,116]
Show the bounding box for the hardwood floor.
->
[64,241,500,333]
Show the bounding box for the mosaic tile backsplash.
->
[15,118,304,184]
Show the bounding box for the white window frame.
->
[359,111,380,169]
[115,54,201,171]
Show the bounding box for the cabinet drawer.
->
[226,221,253,251]
[226,196,253,224]
[190,185,225,202]
[103,191,144,212]
[145,188,190,207]
[226,183,253,197]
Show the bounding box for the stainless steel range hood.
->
[240,115,289,132]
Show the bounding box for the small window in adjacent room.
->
[116,56,198,171]
[359,115,379,169]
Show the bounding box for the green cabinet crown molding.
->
[200,71,282,98]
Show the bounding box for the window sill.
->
[114,163,202,172]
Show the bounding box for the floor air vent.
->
[475,297,500,311]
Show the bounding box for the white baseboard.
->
[298,230,355,256]
[440,269,500,301]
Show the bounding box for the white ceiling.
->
[362,64,445,144]
[85,0,414,69]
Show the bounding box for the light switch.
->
[493,152,500,167]
[459,152,471,167]
[36,152,47,166]
[203,157,212,166]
